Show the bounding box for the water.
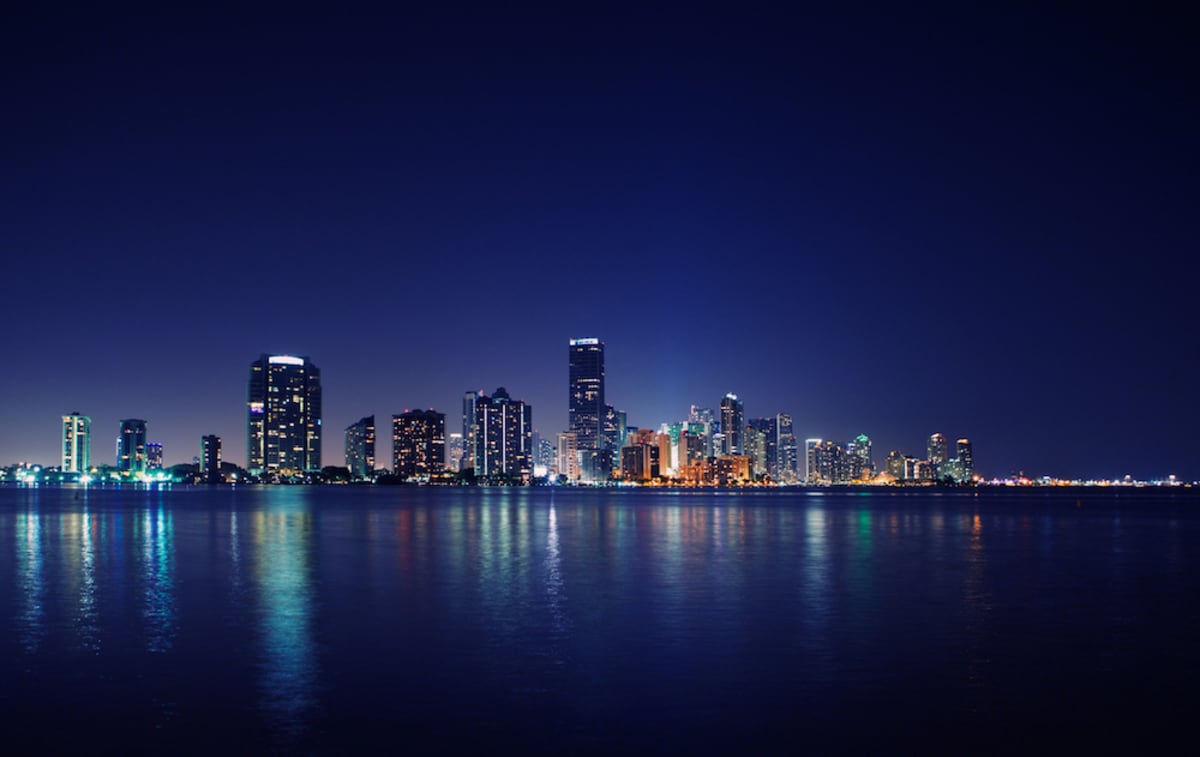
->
[0,485,1197,753]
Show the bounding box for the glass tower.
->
[247,354,322,475]
[61,412,91,473]
[568,338,605,452]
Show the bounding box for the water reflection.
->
[141,503,176,652]
[544,500,570,651]
[254,494,317,739]
[16,499,45,654]
[78,506,100,651]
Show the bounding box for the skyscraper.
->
[957,438,974,481]
[344,415,375,479]
[719,393,744,455]
[776,413,798,483]
[475,387,533,483]
[446,432,465,472]
[928,433,948,472]
[61,412,90,473]
[201,435,222,483]
[568,338,605,451]
[462,391,479,474]
[118,419,147,475]
[247,354,322,475]
[556,431,579,481]
[849,434,873,479]
[392,409,446,480]
[748,417,776,478]
[805,438,822,483]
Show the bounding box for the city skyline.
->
[2,5,1196,479]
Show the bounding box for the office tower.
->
[146,442,163,470]
[568,338,605,452]
[344,415,376,479]
[957,438,974,480]
[118,419,148,475]
[776,413,798,483]
[885,450,906,479]
[462,391,479,473]
[392,409,446,480]
[748,417,776,478]
[928,433,948,473]
[602,404,627,453]
[719,394,744,455]
[805,438,822,483]
[201,435,222,483]
[744,424,768,478]
[446,432,465,472]
[849,434,873,479]
[474,388,533,483]
[557,431,579,481]
[247,354,322,474]
[61,412,91,473]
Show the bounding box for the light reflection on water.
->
[0,485,1197,752]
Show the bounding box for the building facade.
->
[568,338,605,453]
[344,415,376,479]
[247,354,322,474]
[61,412,91,473]
[118,419,148,475]
[475,388,533,483]
[392,409,446,480]
[719,393,744,455]
[201,435,222,483]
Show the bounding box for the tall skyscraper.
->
[247,354,322,474]
[146,442,164,470]
[475,387,533,483]
[748,417,776,478]
[849,434,873,479]
[689,406,715,458]
[957,438,974,480]
[446,432,465,472]
[928,433,948,471]
[776,413,798,483]
[61,412,90,473]
[568,338,605,451]
[719,393,744,455]
[744,424,768,478]
[344,415,376,479]
[118,419,148,475]
[201,435,222,483]
[392,409,446,480]
[805,438,822,483]
[462,391,479,474]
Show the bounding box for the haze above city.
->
[2,5,1196,479]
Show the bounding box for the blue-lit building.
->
[247,354,322,475]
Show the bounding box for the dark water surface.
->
[1,485,1197,753]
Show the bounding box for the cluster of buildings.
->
[29,341,979,487]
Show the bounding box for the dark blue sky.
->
[3,3,1196,478]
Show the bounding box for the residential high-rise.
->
[146,442,163,470]
[805,438,822,483]
[475,387,533,483]
[201,435,222,483]
[61,412,91,473]
[446,432,465,472]
[247,354,322,474]
[744,424,768,478]
[118,419,148,475]
[719,394,744,455]
[556,431,579,481]
[568,338,605,452]
[344,415,376,479]
[928,433,948,473]
[392,409,446,480]
[462,391,479,473]
[849,434,873,479]
[957,438,974,480]
[689,406,715,457]
[776,413,798,483]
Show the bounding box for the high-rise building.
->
[118,419,148,475]
[885,450,906,479]
[446,432,465,472]
[568,338,605,452]
[805,438,822,483]
[602,403,626,453]
[849,434,873,479]
[689,406,715,457]
[744,424,768,478]
[392,409,446,480]
[928,433,948,473]
[719,394,744,455]
[474,388,533,483]
[957,438,974,480]
[748,417,776,478]
[146,442,164,470]
[344,415,376,479]
[61,412,91,473]
[556,431,579,481]
[462,391,479,473]
[247,354,322,474]
[201,435,222,483]
[776,413,798,483]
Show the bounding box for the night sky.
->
[3,4,1196,478]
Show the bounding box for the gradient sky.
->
[3,4,1197,478]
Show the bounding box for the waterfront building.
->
[848,434,873,479]
[928,433,948,475]
[462,391,479,473]
[957,438,974,480]
[556,431,579,481]
[146,442,163,470]
[568,338,605,451]
[885,450,906,479]
[201,435,222,483]
[392,409,446,480]
[247,354,322,474]
[474,387,533,483]
[61,412,91,473]
[776,413,798,483]
[118,419,148,475]
[714,455,752,486]
[344,415,376,480]
[620,441,659,482]
[446,432,465,472]
[719,394,744,455]
[744,424,768,478]
[689,406,715,457]
[805,438,822,483]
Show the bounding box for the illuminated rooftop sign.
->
[569,338,599,346]
[268,355,305,366]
